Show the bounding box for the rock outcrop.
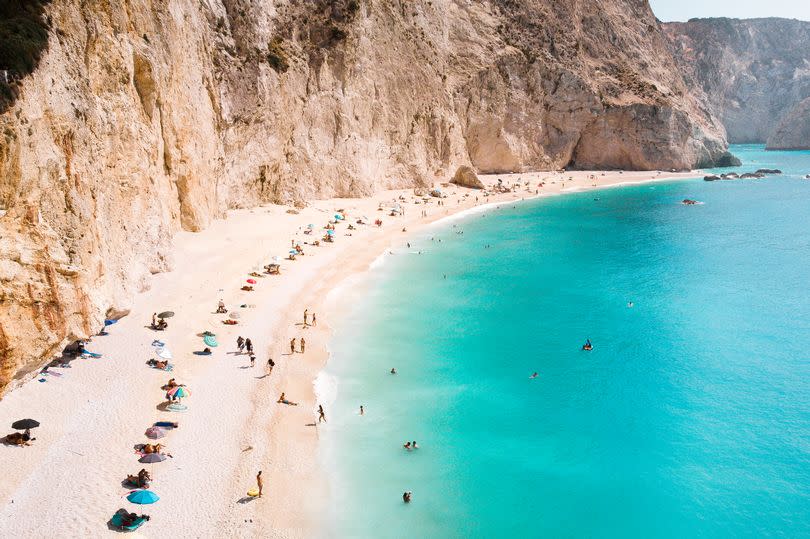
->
[0,0,733,394]
[664,17,810,144]
[451,166,484,189]
[766,97,810,150]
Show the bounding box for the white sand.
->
[0,169,698,537]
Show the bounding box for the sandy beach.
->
[0,169,698,537]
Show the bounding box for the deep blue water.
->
[321,145,810,538]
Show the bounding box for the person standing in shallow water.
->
[290,338,296,354]
[359,405,364,415]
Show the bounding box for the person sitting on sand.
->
[277,393,299,406]
[166,378,178,389]
[241,285,254,291]
[4,431,34,446]
[127,469,151,487]
[147,359,169,370]
[142,443,164,454]
[216,299,227,314]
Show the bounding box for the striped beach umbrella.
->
[167,386,191,399]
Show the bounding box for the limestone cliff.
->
[766,97,810,150]
[664,17,810,144]
[0,0,731,394]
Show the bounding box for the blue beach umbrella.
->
[104,319,118,326]
[127,489,160,504]
[326,229,335,236]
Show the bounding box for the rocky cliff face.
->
[766,97,810,150]
[664,17,810,144]
[0,0,731,394]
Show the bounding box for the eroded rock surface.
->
[0,0,732,394]
[665,17,810,144]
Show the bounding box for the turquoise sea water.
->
[321,145,810,538]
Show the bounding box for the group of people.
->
[150,314,168,331]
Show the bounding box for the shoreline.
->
[0,168,700,537]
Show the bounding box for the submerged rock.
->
[755,169,782,175]
[704,174,721,181]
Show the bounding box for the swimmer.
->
[627,301,634,308]
[391,368,397,374]
[403,491,412,503]
[404,442,412,450]
[529,372,538,379]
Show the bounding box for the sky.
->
[649,0,810,22]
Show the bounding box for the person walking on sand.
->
[300,337,306,354]
[267,357,275,375]
[237,336,245,354]
[245,338,253,354]
[249,355,255,368]
[290,338,296,354]
[311,313,317,327]
[318,404,326,423]
[257,471,263,497]
[304,309,309,326]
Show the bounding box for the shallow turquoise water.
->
[322,145,810,538]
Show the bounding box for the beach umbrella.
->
[157,311,174,319]
[127,490,160,504]
[326,229,335,236]
[307,224,314,229]
[156,347,172,360]
[144,426,166,439]
[104,319,118,326]
[247,279,257,284]
[272,256,281,262]
[11,419,39,430]
[167,386,191,399]
[139,453,166,464]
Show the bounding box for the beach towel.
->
[81,351,102,358]
[167,403,187,412]
[110,513,147,531]
[203,335,218,347]
[156,347,172,360]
